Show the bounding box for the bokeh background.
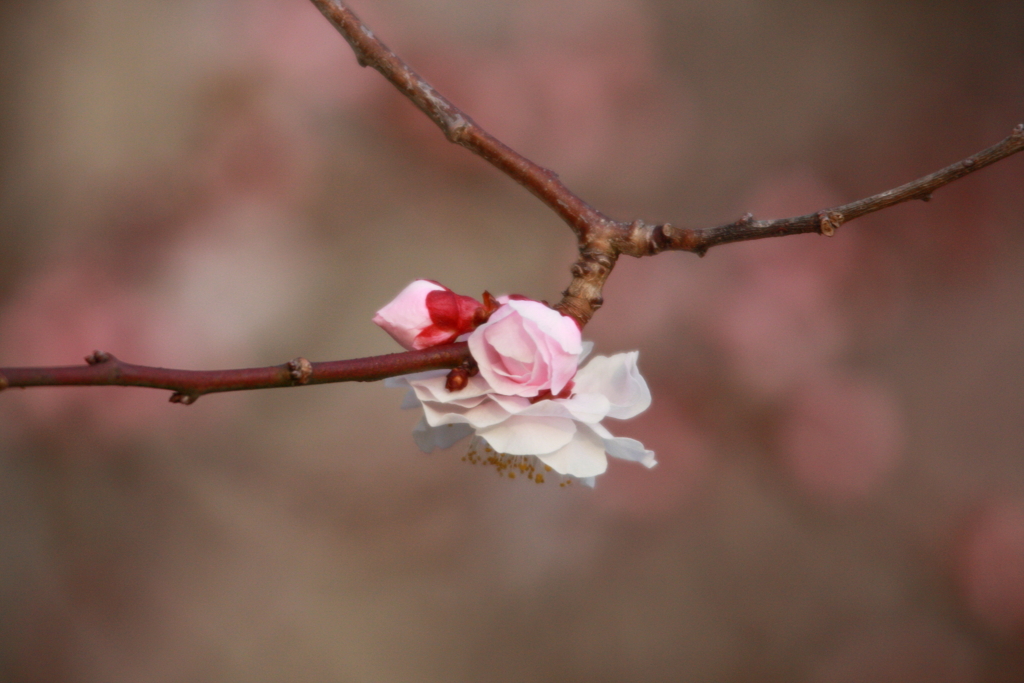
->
[1,0,1022,681]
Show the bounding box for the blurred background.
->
[0,0,1022,680]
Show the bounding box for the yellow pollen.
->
[460,440,573,487]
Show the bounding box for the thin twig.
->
[308,1,1024,327]
[309,0,613,243]
[626,123,1024,257]
[0,344,470,404]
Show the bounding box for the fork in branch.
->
[1,0,1021,403]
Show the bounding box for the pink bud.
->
[373,280,483,350]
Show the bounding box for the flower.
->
[375,282,654,484]
[468,297,582,398]
[373,279,483,351]
[386,344,655,485]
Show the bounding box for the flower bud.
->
[373,280,483,350]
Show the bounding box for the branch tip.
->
[288,357,314,385]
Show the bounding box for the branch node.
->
[736,212,754,227]
[919,192,932,202]
[817,210,844,237]
[445,117,470,143]
[288,357,314,385]
[85,350,112,365]
[581,249,614,273]
[0,373,8,391]
[645,223,676,253]
[962,158,976,168]
[169,392,198,406]
[570,249,615,279]
[1013,123,1023,137]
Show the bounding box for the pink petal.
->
[373,280,446,350]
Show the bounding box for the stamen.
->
[460,437,575,487]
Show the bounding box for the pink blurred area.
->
[1,0,1023,681]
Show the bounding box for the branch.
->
[308,1,1024,329]
[626,123,1024,256]
[308,0,613,243]
[3,3,1020,403]
[0,345,471,404]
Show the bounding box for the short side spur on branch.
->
[0,0,1021,403]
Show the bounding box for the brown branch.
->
[554,126,1023,325]
[0,345,470,404]
[308,1,1024,329]
[3,4,1021,402]
[309,0,613,243]
[625,123,1024,257]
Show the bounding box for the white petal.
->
[573,352,651,419]
[587,422,656,467]
[553,392,611,423]
[412,417,473,453]
[487,393,534,414]
[477,415,576,456]
[604,436,657,468]
[578,341,595,364]
[513,392,610,423]
[421,396,511,429]
[408,373,493,407]
[536,429,608,478]
[399,388,421,410]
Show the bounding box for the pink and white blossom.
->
[468,297,582,398]
[387,345,655,484]
[373,279,482,350]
